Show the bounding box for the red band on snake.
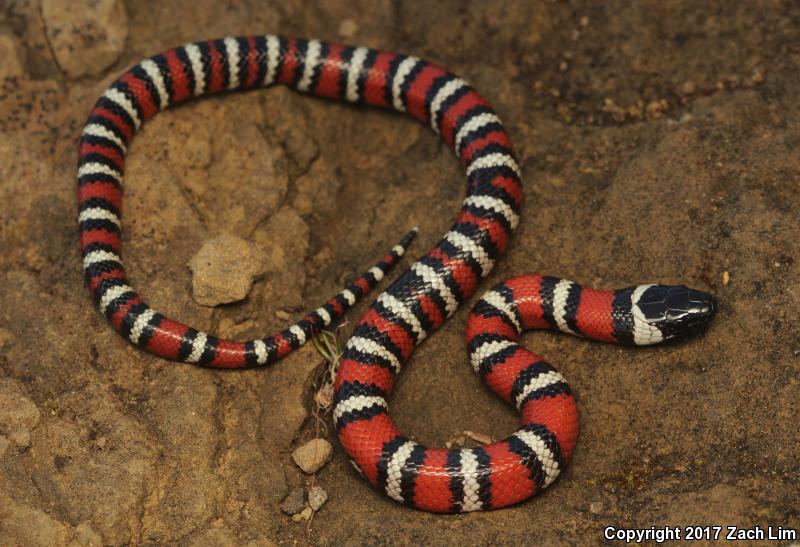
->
[78,36,715,512]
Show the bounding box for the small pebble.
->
[308,485,328,511]
[280,487,306,515]
[579,15,590,27]
[589,501,603,514]
[299,507,313,521]
[721,270,730,286]
[275,309,291,321]
[681,80,696,95]
[338,19,358,38]
[292,438,333,474]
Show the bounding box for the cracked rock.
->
[188,234,266,307]
[291,439,333,474]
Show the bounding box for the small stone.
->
[579,15,590,27]
[721,271,730,286]
[308,486,328,511]
[300,507,313,521]
[291,439,333,474]
[41,0,128,78]
[645,99,669,120]
[188,234,266,307]
[589,501,603,514]
[280,487,306,515]
[291,513,303,523]
[338,19,359,38]
[274,309,291,321]
[681,80,697,95]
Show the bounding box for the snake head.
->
[631,284,716,345]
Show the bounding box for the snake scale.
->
[78,35,716,512]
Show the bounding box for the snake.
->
[77,35,716,512]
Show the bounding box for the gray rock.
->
[280,488,306,516]
[308,486,328,512]
[291,439,333,474]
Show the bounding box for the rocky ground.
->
[1,0,799,545]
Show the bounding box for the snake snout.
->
[661,286,717,339]
[681,288,716,335]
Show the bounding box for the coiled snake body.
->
[78,36,715,512]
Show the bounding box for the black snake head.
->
[631,284,716,344]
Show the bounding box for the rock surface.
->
[40,0,128,78]
[0,2,798,545]
[291,439,333,474]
